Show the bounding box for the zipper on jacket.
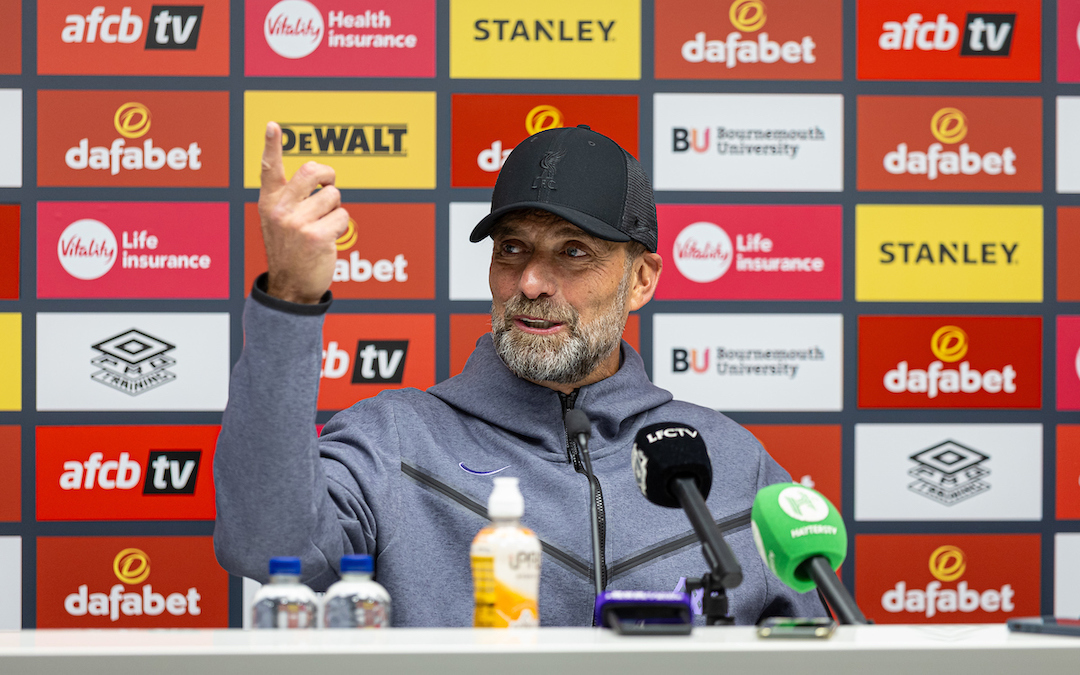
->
[560,392,608,593]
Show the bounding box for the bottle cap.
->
[488,476,524,519]
[268,556,302,576]
[340,554,374,574]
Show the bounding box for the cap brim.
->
[470,202,631,245]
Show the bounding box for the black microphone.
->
[563,409,604,598]
[632,423,743,590]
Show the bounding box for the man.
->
[213,122,825,626]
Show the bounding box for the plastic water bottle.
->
[251,557,318,629]
[471,477,541,627]
[322,554,391,628]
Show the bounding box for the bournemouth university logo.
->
[881,545,1015,619]
[64,547,202,621]
[90,329,177,396]
[65,101,203,176]
[907,440,990,505]
[681,0,818,69]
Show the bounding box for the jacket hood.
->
[427,335,672,458]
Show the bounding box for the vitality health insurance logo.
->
[244,91,435,189]
[656,205,841,301]
[652,313,842,411]
[318,314,434,410]
[451,94,638,188]
[653,93,843,192]
[37,537,227,628]
[857,96,1041,192]
[855,205,1042,303]
[246,0,434,77]
[856,535,1038,624]
[38,1,228,75]
[859,317,1041,409]
[36,313,229,411]
[38,202,228,299]
[854,424,1042,521]
[1059,1,1080,83]
[36,426,218,521]
[655,0,841,80]
[449,0,640,80]
[38,91,228,187]
[245,203,434,299]
[857,0,1040,81]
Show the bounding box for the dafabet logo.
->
[655,0,840,80]
[36,426,218,521]
[449,0,640,80]
[855,205,1042,302]
[38,1,229,75]
[245,203,434,299]
[244,91,435,189]
[0,205,18,300]
[857,0,1040,81]
[246,0,434,76]
[451,95,638,188]
[38,91,229,187]
[858,316,1041,409]
[856,535,1038,623]
[858,97,1041,192]
[38,202,229,299]
[37,537,227,627]
[318,314,435,410]
[656,205,841,300]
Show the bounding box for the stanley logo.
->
[280,123,407,157]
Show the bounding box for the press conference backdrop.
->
[1,0,1079,629]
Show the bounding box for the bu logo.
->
[532,150,566,190]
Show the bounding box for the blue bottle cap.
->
[340,554,373,574]
[268,556,302,575]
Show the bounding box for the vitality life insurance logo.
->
[37,537,227,628]
[858,317,1041,409]
[655,0,841,80]
[244,91,435,189]
[38,202,229,299]
[656,205,841,301]
[38,91,229,187]
[857,0,1040,81]
[245,0,434,77]
[36,425,219,521]
[451,94,639,188]
[856,535,1039,624]
[449,0,640,80]
[858,96,1041,192]
[38,1,229,75]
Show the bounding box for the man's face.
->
[489,212,634,387]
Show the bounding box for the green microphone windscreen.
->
[751,483,847,593]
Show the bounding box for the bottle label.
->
[471,528,541,628]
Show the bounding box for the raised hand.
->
[258,121,350,304]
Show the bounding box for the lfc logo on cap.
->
[532,150,566,190]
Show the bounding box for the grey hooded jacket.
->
[213,281,826,626]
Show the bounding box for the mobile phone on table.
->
[757,616,838,639]
[1007,616,1080,637]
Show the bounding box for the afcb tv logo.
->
[61,5,204,49]
[59,450,201,495]
[322,340,409,384]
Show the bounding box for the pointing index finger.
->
[261,121,287,192]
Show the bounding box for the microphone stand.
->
[672,477,741,626]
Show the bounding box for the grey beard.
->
[491,274,630,385]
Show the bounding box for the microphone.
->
[632,422,743,590]
[750,483,868,625]
[563,409,604,599]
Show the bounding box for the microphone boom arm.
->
[671,477,743,626]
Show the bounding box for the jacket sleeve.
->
[212,276,395,590]
[753,448,832,622]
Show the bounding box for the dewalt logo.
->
[279,123,407,158]
[730,0,766,31]
[113,548,150,584]
[929,545,965,582]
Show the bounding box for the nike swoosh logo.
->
[458,462,510,476]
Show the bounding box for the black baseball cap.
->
[469,125,658,252]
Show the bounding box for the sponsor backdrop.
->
[1,0,1078,628]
